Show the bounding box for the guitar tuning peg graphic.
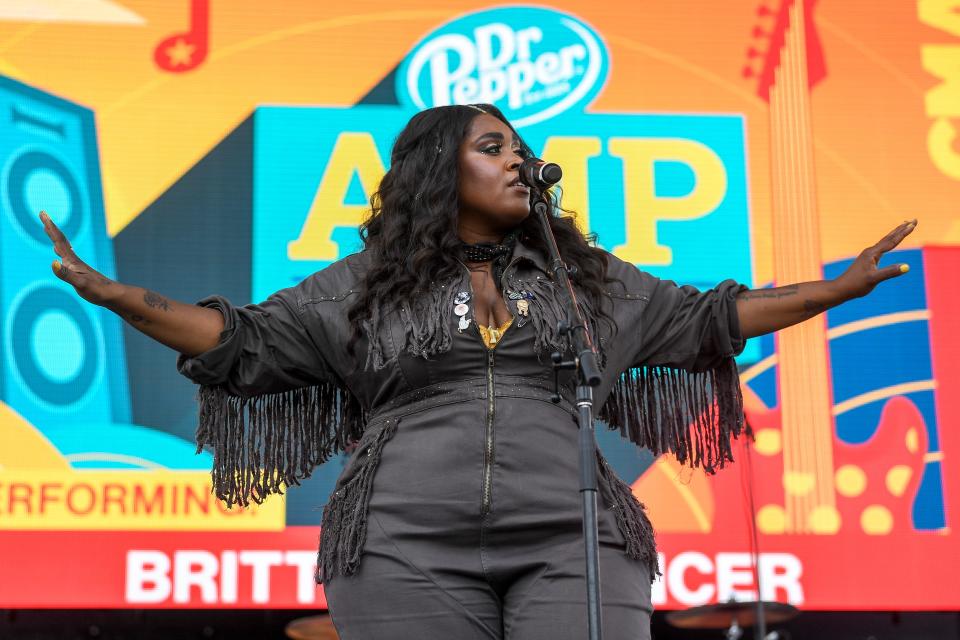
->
[743,45,763,77]
[753,24,770,39]
[756,4,773,18]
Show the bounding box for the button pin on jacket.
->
[454,292,472,332]
[508,289,535,300]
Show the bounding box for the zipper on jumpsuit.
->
[482,348,495,516]
[458,257,519,517]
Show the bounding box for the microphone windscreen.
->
[541,163,563,184]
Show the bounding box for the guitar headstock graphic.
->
[743,0,826,101]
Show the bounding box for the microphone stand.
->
[744,436,770,640]
[532,189,604,640]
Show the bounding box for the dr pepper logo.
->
[398,6,609,127]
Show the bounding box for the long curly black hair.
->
[347,103,614,357]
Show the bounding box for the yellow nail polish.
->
[52,261,61,273]
[899,264,910,274]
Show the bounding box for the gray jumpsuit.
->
[177,238,747,639]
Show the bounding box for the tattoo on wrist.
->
[739,284,799,300]
[143,290,171,311]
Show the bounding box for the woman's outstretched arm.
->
[736,219,917,339]
[40,210,225,357]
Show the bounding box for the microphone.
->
[519,157,563,190]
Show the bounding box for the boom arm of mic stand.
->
[532,198,602,387]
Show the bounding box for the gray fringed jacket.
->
[176,237,748,582]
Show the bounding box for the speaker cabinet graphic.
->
[0,75,130,429]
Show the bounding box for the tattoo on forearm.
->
[143,290,171,312]
[738,284,799,301]
[127,313,151,325]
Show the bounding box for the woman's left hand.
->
[833,219,918,300]
[736,219,919,339]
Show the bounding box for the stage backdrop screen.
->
[1,0,958,611]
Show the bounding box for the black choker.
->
[460,234,518,283]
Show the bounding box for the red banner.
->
[2,526,956,610]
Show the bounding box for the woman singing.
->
[40,103,915,639]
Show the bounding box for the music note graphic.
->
[153,0,209,73]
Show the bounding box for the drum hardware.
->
[284,614,338,640]
[666,600,798,639]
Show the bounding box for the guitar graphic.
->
[710,0,931,536]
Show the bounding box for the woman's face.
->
[456,113,531,237]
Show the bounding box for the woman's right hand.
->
[40,210,121,307]
[39,210,224,355]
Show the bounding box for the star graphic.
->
[165,38,195,67]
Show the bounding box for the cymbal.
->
[666,601,799,629]
[284,614,339,640]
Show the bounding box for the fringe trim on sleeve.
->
[598,357,746,473]
[597,452,659,577]
[315,416,399,583]
[195,382,365,507]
